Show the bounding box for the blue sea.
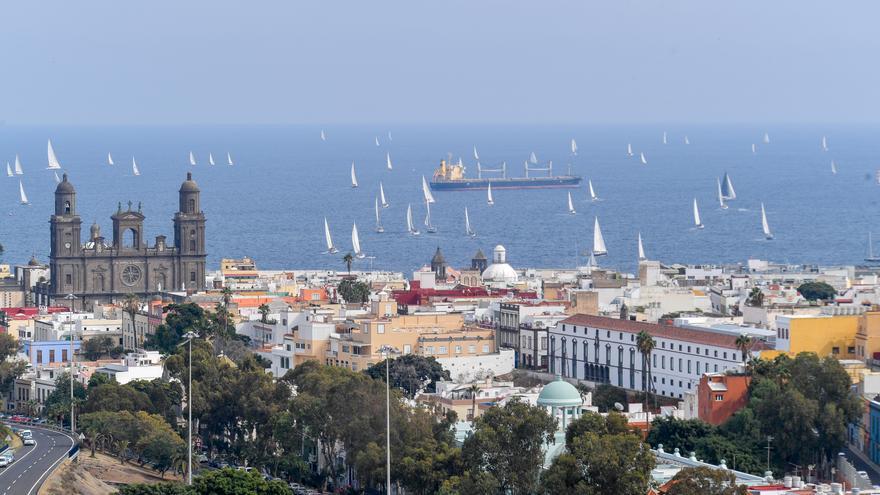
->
[1,125,879,275]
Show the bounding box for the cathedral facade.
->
[49,173,206,308]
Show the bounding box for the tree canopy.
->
[337,279,371,303]
[664,466,749,495]
[364,354,450,398]
[797,281,836,301]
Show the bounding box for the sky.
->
[1,1,878,125]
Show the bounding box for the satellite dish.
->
[613,402,624,411]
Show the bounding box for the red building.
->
[697,372,751,425]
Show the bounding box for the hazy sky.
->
[2,1,878,125]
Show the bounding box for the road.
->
[0,424,74,495]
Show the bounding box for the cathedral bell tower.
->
[49,173,83,298]
[174,173,206,290]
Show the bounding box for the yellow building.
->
[769,313,860,359]
[855,311,880,362]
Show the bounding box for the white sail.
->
[567,191,576,214]
[638,232,646,261]
[831,160,837,175]
[662,131,667,145]
[227,152,234,166]
[693,198,703,228]
[375,197,384,233]
[352,223,364,258]
[717,178,727,209]
[386,152,393,171]
[640,152,647,165]
[132,157,141,176]
[351,162,359,188]
[684,136,690,145]
[324,218,337,253]
[107,152,114,166]
[763,132,770,144]
[14,155,23,175]
[751,143,757,154]
[761,203,773,239]
[387,131,392,141]
[592,217,607,256]
[473,146,480,161]
[19,180,28,204]
[375,136,380,147]
[379,182,388,207]
[588,180,597,201]
[5,163,12,177]
[189,151,196,166]
[209,153,215,166]
[424,201,434,230]
[320,129,326,141]
[868,233,880,261]
[822,136,828,152]
[722,173,736,200]
[47,139,62,170]
[571,138,578,155]
[465,207,475,237]
[487,182,494,205]
[54,171,61,184]
[627,143,633,157]
[529,151,537,164]
[406,204,420,235]
[421,176,435,204]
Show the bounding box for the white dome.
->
[482,262,518,284]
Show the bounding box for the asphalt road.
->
[0,425,74,495]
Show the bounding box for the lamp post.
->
[377,345,399,494]
[65,293,76,435]
[179,331,197,485]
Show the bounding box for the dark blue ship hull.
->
[430,176,582,190]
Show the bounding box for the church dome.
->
[481,245,517,283]
[90,222,101,239]
[179,172,200,193]
[55,173,75,194]
[537,375,583,407]
[28,256,41,266]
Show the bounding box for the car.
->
[236,466,253,473]
[19,430,32,439]
[23,438,34,446]
[0,458,8,468]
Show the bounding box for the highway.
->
[0,424,75,495]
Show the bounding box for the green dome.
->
[537,375,583,407]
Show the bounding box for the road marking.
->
[25,428,74,495]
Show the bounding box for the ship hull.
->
[430,176,582,190]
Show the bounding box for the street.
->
[0,425,75,495]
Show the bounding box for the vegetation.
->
[636,330,656,411]
[81,335,124,360]
[118,468,291,495]
[342,252,354,274]
[735,334,753,368]
[746,287,764,307]
[797,281,836,301]
[43,371,88,426]
[0,334,26,398]
[664,466,749,495]
[364,354,450,398]
[337,279,371,303]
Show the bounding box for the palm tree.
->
[747,287,764,307]
[468,383,481,420]
[220,286,233,336]
[636,330,656,412]
[342,252,354,275]
[257,304,270,324]
[122,293,140,349]
[735,334,754,371]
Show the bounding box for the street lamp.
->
[65,293,76,435]
[179,331,197,485]
[377,344,399,495]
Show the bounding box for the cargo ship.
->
[429,159,582,191]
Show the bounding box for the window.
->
[832,347,840,355]
[439,346,447,354]
[714,364,718,372]
[455,345,462,354]
[426,346,434,354]
[661,355,666,369]
[49,350,55,362]
[662,378,666,384]
[732,353,737,362]
[404,344,412,354]
[521,336,528,349]
[190,271,196,282]
[468,345,475,353]
[482,344,490,353]
[687,360,691,373]
[65,274,72,285]
[723,352,728,360]
[62,349,67,362]
[189,198,196,213]
[37,350,43,363]
[715,394,724,401]
[653,354,657,367]
[377,324,385,334]
[64,201,71,214]
[848,346,856,355]
[678,358,682,372]
[696,361,701,374]
[541,337,547,350]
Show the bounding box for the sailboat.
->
[379,182,389,208]
[422,176,436,203]
[567,191,576,215]
[5,163,12,177]
[406,204,420,236]
[684,136,690,145]
[387,131,392,141]
[751,143,757,154]
[386,152,393,171]
[320,130,326,141]
[208,153,215,166]
[638,232,646,261]
[571,138,578,155]
[47,139,62,170]
[227,152,234,166]
[761,203,773,240]
[588,180,598,201]
[189,151,196,166]
[866,233,880,263]
[662,131,667,145]
[693,198,704,229]
[351,162,359,188]
[107,153,115,166]
[763,132,770,144]
[375,198,384,233]
[465,207,475,237]
[627,143,633,157]
[14,155,23,175]
[716,178,728,209]
[822,136,829,152]
[529,151,538,165]
[19,180,29,205]
[324,218,338,254]
[592,217,607,256]
[720,172,736,200]
[54,171,61,184]
[640,152,647,165]
[487,182,494,206]
[132,157,141,176]
[473,146,480,161]
[831,160,837,175]
[375,136,380,147]
[352,223,365,259]
[424,201,437,233]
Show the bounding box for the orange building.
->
[696,373,751,425]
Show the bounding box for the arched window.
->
[123,228,138,249]
[561,337,567,377]
[189,198,196,213]
[549,336,556,374]
[64,201,71,215]
[571,339,578,380]
[583,341,589,380]
[629,348,636,389]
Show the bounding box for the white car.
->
[0,458,8,468]
[23,438,34,446]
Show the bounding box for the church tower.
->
[49,174,83,300]
[174,173,206,290]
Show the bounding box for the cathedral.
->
[49,173,207,308]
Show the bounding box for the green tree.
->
[664,466,749,495]
[797,281,836,301]
[0,334,26,399]
[591,383,628,412]
[342,252,354,274]
[461,399,556,494]
[746,287,764,307]
[646,417,716,455]
[364,354,450,398]
[257,304,270,324]
[43,371,87,425]
[81,335,117,360]
[146,303,213,354]
[337,279,371,303]
[117,483,194,495]
[194,468,292,495]
[735,334,753,369]
[636,330,656,411]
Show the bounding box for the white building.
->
[94,350,164,385]
[550,314,763,400]
[436,349,516,383]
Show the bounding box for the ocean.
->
[2,124,879,275]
